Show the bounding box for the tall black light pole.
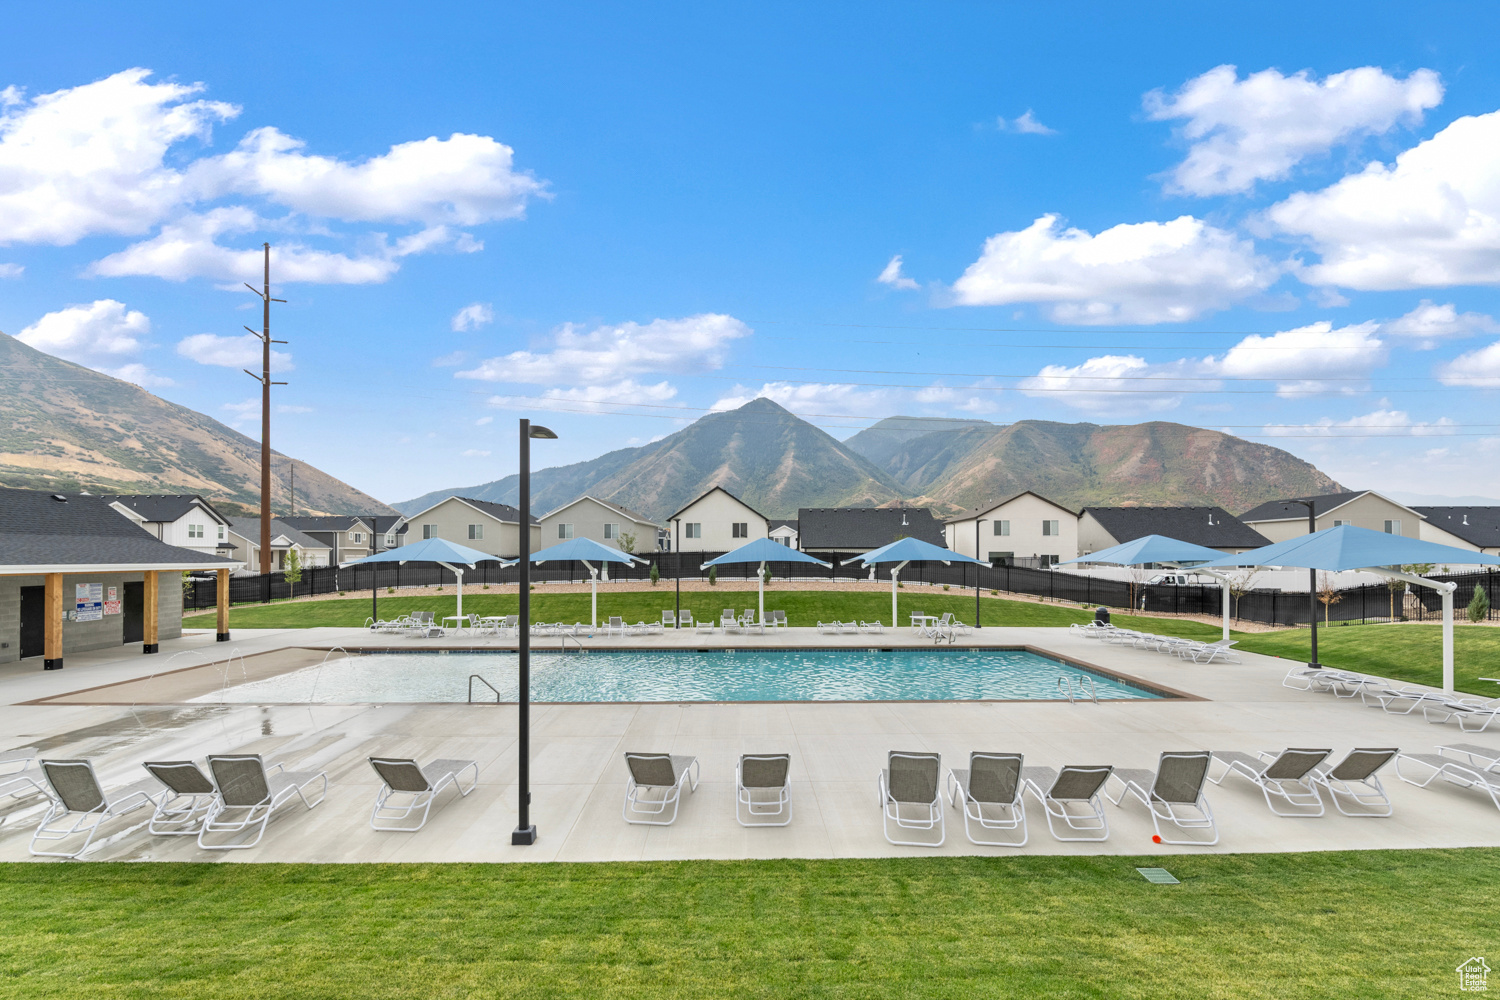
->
[513,418,557,847]
[1290,499,1320,667]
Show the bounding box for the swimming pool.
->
[193,648,1170,704]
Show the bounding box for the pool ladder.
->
[1057,675,1098,704]
[468,675,501,704]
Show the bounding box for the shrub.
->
[942,584,950,591]
[337,590,345,596]
[991,590,998,596]
[387,587,395,594]
[1469,585,1490,624]
[708,566,718,586]
[649,563,660,586]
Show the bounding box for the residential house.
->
[1239,491,1422,543]
[226,518,332,574]
[280,515,378,564]
[0,488,237,667]
[769,518,799,548]
[799,507,943,559]
[1414,507,1500,556]
[667,487,769,553]
[366,514,408,553]
[1079,506,1270,555]
[399,496,541,559]
[539,496,660,554]
[100,494,236,558]
[944,492,1079,567]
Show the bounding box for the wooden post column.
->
[216,568,230,642]
[43,573,63,670]
[143,571,160,654]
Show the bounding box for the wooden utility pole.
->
[241,244,286,577]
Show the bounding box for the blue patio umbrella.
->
[527,537,647,628]
[701,538,830,624]
[1200,524,1500,691]
[848,536,986,629]
[341,536,511,623]
[1060,534,1239,639]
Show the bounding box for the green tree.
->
[618,531,637,555]
[708,566,718,586]
[283,548,303,598]
[1469,585,1490,624]
[649,562,660,587]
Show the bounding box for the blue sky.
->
[5,2,1500,504]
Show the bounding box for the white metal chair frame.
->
[946,752,1027,847]
[877,751,945,847]
[1309,749,1398,818]
[1022,765,1113,842]
[1105,752,1217,845]
[198,754,328,850]
[142,759,249,837]
[368,757,479,831]
[31,759,158,859]
[1210,749,1330,818]
[1396,744,1500,812]
[736,754,792,827]
[622,753,700,826]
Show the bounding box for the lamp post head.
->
[528,425,559,440]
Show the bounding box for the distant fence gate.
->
[182,553,1500,629]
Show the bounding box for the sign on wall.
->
[103,585,121,616]
[74,583,104,622]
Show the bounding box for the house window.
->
[776,536,790,546]
[468,524,483,540]
[217,525,226,541]
[1384,519,1401,535]
[732,522,748,538]
[558,523,574,539]
[1333,519,1349,527]
[685,523,702,540]
[1042,520,1060,536]
[993,520,1010,536]
[385,533,395,545]
[422,524,437,539]
[352,532,363,543]
[988,551,1014,566]
[603,523,619,539]
[187,523,204,539]
[1039,554,1059,567]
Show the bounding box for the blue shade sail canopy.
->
[528,537,647,566]
[849,536,985,567]
[700,538,831,569]
[1198,524,1500,571]
[1058,534,1229,568]
[340,536,510,568]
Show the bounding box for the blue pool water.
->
[196,648,1169,704]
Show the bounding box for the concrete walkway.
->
[0,626,1494,863]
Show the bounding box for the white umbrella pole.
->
[889,561,908,628]
[1222,581,1230,641]
[1443,585,1455,692]
[758,561,765,624]
[455,568,464,620]
[582,560,598,629]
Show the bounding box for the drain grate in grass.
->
[1136,867,1180,884]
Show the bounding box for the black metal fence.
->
[183,552,1500,628]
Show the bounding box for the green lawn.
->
[1234,622,1500,697]
[1,852,1492,998]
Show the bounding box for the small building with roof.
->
[1079,506,1270,556]
[399,496,541,559]
[1414,506,1500,555]
[0,487,239,668]
[799,506,943,559]
[1239,490,1422,543]
[100,494,236,558]
[667,487,769,553]
[280,515,378,564]
[539,495,661,554]
[226,517,332,573]
[768,518,799,548]
[944,492,1079,567]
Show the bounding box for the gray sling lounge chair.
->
[1210,748,1331,817]
[142,760,228,836]
[1396,744,1500,812]
[1022,764,1114,841]
[0,747,46,826]
[1105,751,1217,845]
[30,759,158,859]
[623,752,699,825]
[199,754,328,850]
[1308,748,1398,817]
[878,751,945,847]
[736,753,792,827]
[368,757,479,831]
[946,751,1027,847]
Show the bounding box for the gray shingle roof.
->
[97,494,229,524]
[1413,506,1500,548]
[455,497,540,525]
[0,488,235,568]
[280,515,371,533]
[227,517,329,550]
[797,507,945,551]
[1083,506,1270,549]
[1238,491,1372,523]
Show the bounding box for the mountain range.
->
[394,398,1343,519]
[0,333,395,515]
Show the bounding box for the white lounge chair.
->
[1396,744,1500,812]
[721,611,740,634]
[1360,685,1458,715]
[604,616,627,637]
[368,757,479,831]
[142,760,227,836]
[31,759,159,858]
[1210,748,1330,817]
[736,754,791,827]
[0,747,46,826]
[1309,748,1398,817]
[946,751,1026,847]
[859,620,885,634]
[694,615,715,634]
[1423,697,1500,733]
[199,754,328,850]
[878,751,944,847]
[1106,751,1216,845]
[1022,764,1113,841]
[623,753,699,825]
[1183,639,1240,663]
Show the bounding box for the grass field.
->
[185,590,1500,695]
[2,851,1493,998]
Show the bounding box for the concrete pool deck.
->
[0,625,1495,863]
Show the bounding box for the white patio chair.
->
[31,759,159,858]
[736,754,791,827]
[1210,748,1330,817]
[142,759,233,836]
[368,757,479,831]
[0,747,46,826]
[662,611,676,630]
[1022,764,1114,841]
[623,752,699,825]
[878,751,944,847]
[947,751,1026,847]
[1309,748,1398,817]
[1105,751,1216,845]
[199,754,328,850]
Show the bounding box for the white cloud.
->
[1262,408,1456,437]
[99,363,173,388]
[221,398,259,426]
[1268,110,1500,289]
[17,299,150,362]
[0,263,22,277]
[451,302,494,331]
[949,214,1276,323]
[1381,300,1499,348]
[1204,320,1384,395]
[1435,340,1500,388]
[474,416,493,426]
[461,449,491,458]
[998,110,1057,135]
[1019,355,1199,413]
[486,379,678,414]
[176,332,292,371]
[1146,64,1442,196]
[457,314,750,385]
[876,254,919,290]
[0,68,544,283]
[710,380,1001,419]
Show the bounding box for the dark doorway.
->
[122,581,144,644]
[19,586,44,659]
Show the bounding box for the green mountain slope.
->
[0,333,394,515]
